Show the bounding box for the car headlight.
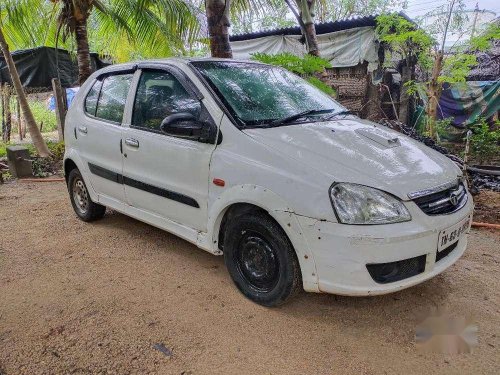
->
[329,183,411,225]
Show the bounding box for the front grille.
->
[413,183,467,215]
[436,241,458,262]
[366,255,426,284]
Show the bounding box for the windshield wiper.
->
[268,109,335,127]
[324,110,354,120]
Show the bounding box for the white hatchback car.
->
[64,58,473,306]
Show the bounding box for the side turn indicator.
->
[213,178,225,187]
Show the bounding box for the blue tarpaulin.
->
[437,81,500,127]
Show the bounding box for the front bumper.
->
[294,194,474,296]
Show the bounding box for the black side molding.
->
[87,163,199,208]
[88,163,123,184]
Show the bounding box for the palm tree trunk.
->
[286,0,320,56]
[303,22,319,56]
[206,0,233,58]
[75,18,92,85]
[0,26,50,157]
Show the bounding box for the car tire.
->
[67,168,106,222]
[223,212,302,306]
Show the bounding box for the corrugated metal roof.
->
[229,13,413,42]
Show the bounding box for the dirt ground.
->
[0,181,499,375]
[473,190,500,224]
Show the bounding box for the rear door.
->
[121,67,216,231]
[77,72,133,203]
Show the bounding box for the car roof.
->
[94,57,266,75]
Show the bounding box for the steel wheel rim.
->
[72,178,89,214]
[235,230,280,292]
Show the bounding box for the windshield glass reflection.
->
[192,61,345,128]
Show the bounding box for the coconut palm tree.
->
[0,26,50,157]
[1,0,201,85]
[52,0,200,84]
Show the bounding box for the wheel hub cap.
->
[73,178,89,214]
[237,233,279,292]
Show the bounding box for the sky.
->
[398,0,498,19]
[395,0,498,47]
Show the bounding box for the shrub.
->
[28,100,57,133]
[0,141,7,158]
[468,118,500,164]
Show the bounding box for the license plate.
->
[437,215,471,252]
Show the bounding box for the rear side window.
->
[84,80,102,116]
[95,74,133,123]
[84,73,133,123]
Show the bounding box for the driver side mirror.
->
[160,112,214,143]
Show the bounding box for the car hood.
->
[243,118,462,200]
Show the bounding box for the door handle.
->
[78,125,88,134]
[125,138,139,148]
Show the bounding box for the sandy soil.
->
[0,181,499,375]
[473,190,500,224]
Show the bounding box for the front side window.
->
[192,61,345,128]
[94,73,133,123]
[132,70,201,132]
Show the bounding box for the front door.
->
[122,69,216,231]
[77,72,133,203]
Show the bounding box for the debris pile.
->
[379,119,500,192]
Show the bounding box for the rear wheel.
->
[68,168,106,222]
[223,212,302,306]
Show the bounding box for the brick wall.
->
[322,63,386,121]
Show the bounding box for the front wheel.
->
[223,212,302,306]
[67,168,106,222]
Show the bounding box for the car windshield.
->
[191,61,346,128]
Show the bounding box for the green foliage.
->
[28,100,57,133]
[470,23,500,51]
[439,54,477,84]
[26,140,64,158]
[306,77,336,96]
[0,0,202,62]
[403,80,419,96]
[251,52,332,75]
[435,117,454,139]
[0,142,7,158]
[47,141,65,160]
[468,118,500,164]
[375,14,434,69]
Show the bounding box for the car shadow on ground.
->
[94,209,466,333]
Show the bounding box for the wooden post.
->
[3,84,11,143]
[1,84,4,138]
[51,78,67,141]
[398,65,411,125]
[16,95,22,141]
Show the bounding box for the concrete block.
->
[6,146,33,178]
